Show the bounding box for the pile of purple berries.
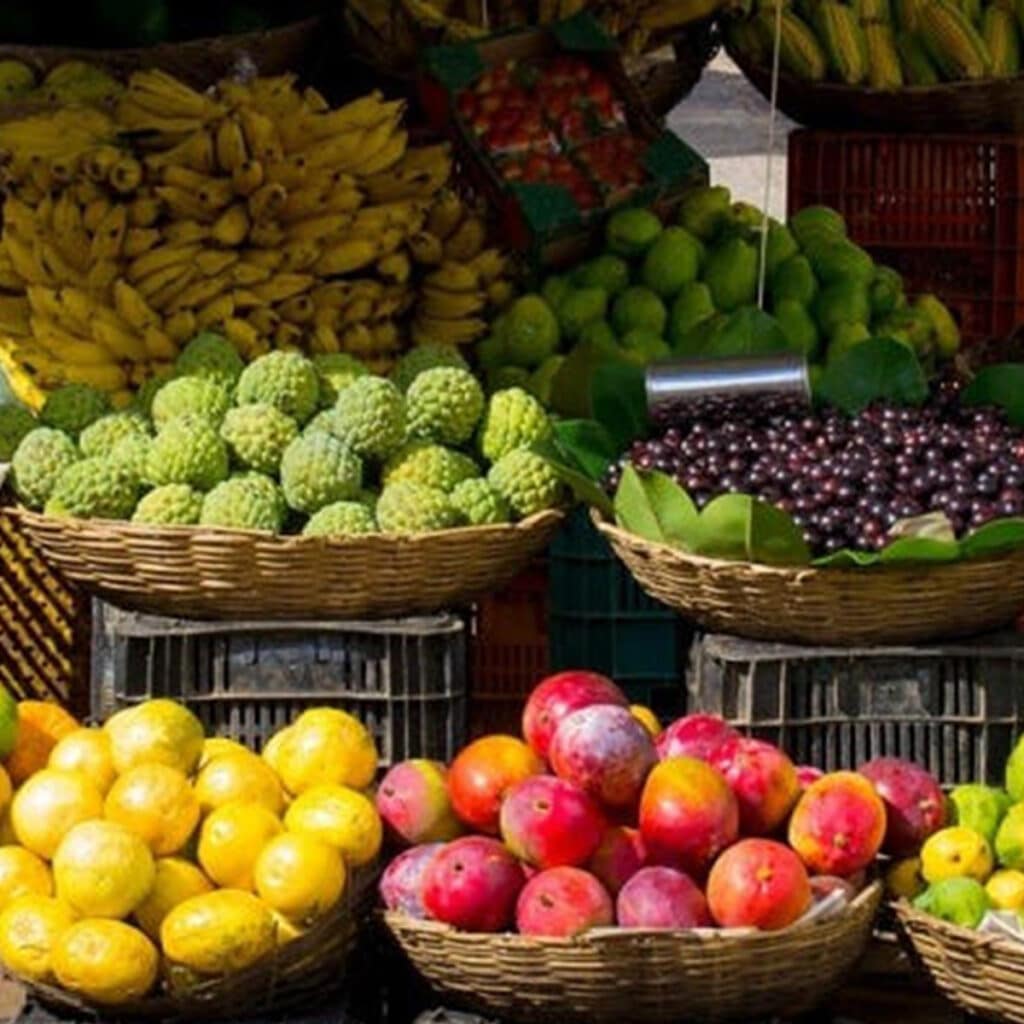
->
[605,380,1024,556]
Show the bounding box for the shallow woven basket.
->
[5,507,563,620]
[593,512,1024,645]
[19,866,377,1023]
[896,901,1024,1023]
[385,882,881,1024]
[728,40,1024,133]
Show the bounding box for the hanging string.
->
[756,0,785,310]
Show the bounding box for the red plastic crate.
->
[468,563,549,738]
[787,130,1024,345]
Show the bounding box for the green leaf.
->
[691,493,810,565]
[961,517,1024,559]
[817,337,928,414]
[701,307,791,359]
[533,436,613,518]
[878,537,961,564]
[552,419,617,480]
[812,548,882,568]
[750,499,813,565]
[962,364,1024,426]
[613,466,697,546]
[592,361,647,453]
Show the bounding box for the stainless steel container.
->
[645,353,811,425]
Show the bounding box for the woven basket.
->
[5,507,563,621]
[727,40,1024,133]
[896,901,1024,1023]
[593,512,1024,645]
[19,866,377,1022]
[385,882,881,1024]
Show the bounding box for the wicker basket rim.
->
[591,509,1023,578]
[896,899,1021,952]
[386,880,882,948]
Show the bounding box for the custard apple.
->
[280,432,362,515]
[232,472,287,522]
[488,449,564,518]
[376,481,459,533]
[313,353,369,408]
[40,384,109,436]
[236,351,319,425]
[79,412,150,458]
[478,388,552,462]
[0,404,36,461]
[200,477,286,533]
[174,332,245,387]
[302,501,377,537]
[144,416,230,491]
[450,478,511,526]
[132,485,203,526]
[135,372,172,416]
[220,404,298,475]
[303,410,336,437]
[152,376,231,430]
[383,442,479,493]
[354,488,379,510]
[109,435,153,483]
[390,343,469,393]
[332,377,406,461]
[12,428,79,509]
[406,368,484,446]
[44,458,138,520]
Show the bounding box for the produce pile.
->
[0,691,382,1005]
[729,0,1019,88]
[0,60,122,108]
[377,670,938,937]
[0,66,513,408]
[4,334,565,534]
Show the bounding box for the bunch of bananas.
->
[0,68,515,407]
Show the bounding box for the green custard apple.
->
[199,476,286,533]
[39,384,110,436]
[389,343,468,394]
[151,376,232,430]
[376,481,459,533]
[132,484,204,526]
[383,441,479,494]
[236,350,320,425]
[109,434,153,483]
[703,238,758,312]
[668,283,716,350]
[279,432,362,515]
[44,457,138,520]
[313,353,369,408]
[144,415,230,491]
[302,501,377,537]
[450,477,511,526]
[220,404,299,476]
[488,449,564,519]
[0,404,36,461]
[12,428,79,510]
[79,412,151,459]
[332,377,406,461]
[478,388,552,463]
[174,332,245,387]
[406,367,485,446]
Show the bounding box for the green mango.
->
[641,227,702,298]
[771,254,818,307]
[813,281,870,336]
[704,238,758,312]
[775,299,820,357]
[677,185,732,242]
[668,282,717,350]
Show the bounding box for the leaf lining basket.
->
[384,882,881,1024]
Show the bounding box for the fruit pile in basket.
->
[1,333,566,535]
[0,691,382,1006]
[377,672,936,937]
[729,0,1019,88]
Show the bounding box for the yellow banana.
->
[263,153,310,190]
[349,129,408,176]
[4,234,54,286]
[127,196,163,228]
[215,116,248,173]
[51,192,91,269]
[223,317,264,358]
[144,130,215,173]
[231,159,264,197]
[146,265,198,310]
[310,323,341,355]
[377,251,411,285]
[126,69,225,122]
[31,319,120,366]
[160,221,209,245]
[231,260,274,286]
[83,145,121,183]
[247,183,287,224]
[136,263,194,303]
[196,294,235,330]
[230,288,264,310]
[0,295,30,335]
[113,279,159,330]
[443,215,487,262]
[425,262,481,292]
[128,243,203,283]
[87,259,119,293]
[164,310,197,343]
[239,108,283,164]
[408,231,444,265]
[487,279,514,307]
[123,228,161,258]
[277,294,315,325]
[196,249,240,277]
[52,359,128,391]
[279,240,322,272]
[286,213,351,243]
[153,186,214,222]
[412,315,488,345]
[419,287,487,319]
[470,248,509,283]
[246,307,281,335]
[143,326,179,361]
[59,288,101,331]
[315,239,380,276]
[426,191,465,240]
[162,167,234,210]
[109,157,143,194]
[248,223,286,248]
[339,323,375,356]
[273,322,305,351]
[250,274,314,303]
[166,272,233,313]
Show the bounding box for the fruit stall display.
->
[0,694,382,1015]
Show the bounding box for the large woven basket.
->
[728,40,1024,133]
[594,512,1024,645]
[385,882,881,1024]
[896,901,1024,1023]
[5,507,563,621]
[19,866,377,1023]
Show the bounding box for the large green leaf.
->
[701,307,791,359]
[533,435,613,518]
[962,364,1024,426]
[691,493,810,565]
[960,517,1024,559]
[551,419,617,480]
[878,537,961,564]
[592,361,647,453]
[817,337,928,413]
[613,466,697,546]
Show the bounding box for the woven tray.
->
[5,508,563,621]
[593,512,1024,645]
[895,901,1024,1023]
[19,866,377,1023]
[385,882,880,1024]
[727,40,1024,134]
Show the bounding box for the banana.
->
[412,315,488,345]
[315,239,380,276]
[128,243,203,283]
[216,116,248,173]
[348,128,408,177]
[211,203,251,248]
[247,306,281,335]
[143,130,215,173]
[248,223,287,248]
[138,265,195,306]
[426,191,466,240]
[128,196,163,227]
[338,297,375,326]
[419,286,487,319]
[166,273,233,314]
[60,288,101,330]
[230,288,264,310]
[310,324,341,355]
[443,215,487,262]
[373,285,416,319]
[4,234,54,286]
[408,231,444,265]
[127,69,225,122]
[195,294,235,330]
[116,98,204,136]
[83,145,121,183]
[263,153,310,190]
[164,310,197,343]
[109,157,143,194]
[83,198,113,233]
[113,279,159,330]
[250,274,314,303]
[123,228,161,258]
[162,167,234,210]
[52,193,91,269]
[277,294,315,325]
[339,323,375,356]
[470,248,508,283]
[91,316,149,361]
[154,185,215,222]
[161,221,209,245]
[247,183,287,224]
[279,240,322,272]
[487,279,514,307]
[278,184,331,223]
[377,251,411,285]
[321,185,365,217]
[231,159,264,197]
[273,322,304,350]
[51,359,128,392]
[425,262,482,292]
[286,213,351,243]
[142,326,179,361]
[223,317,264,358]
[87,259,120,293]
[239,108,283,164]
[0,295,30,335]
[196,249,239,277]
[231,259,274,285]
[29,321,114,368]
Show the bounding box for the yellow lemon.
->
[161,889,275,974]
[276,711,378,795]
[987,868,1024,911]
[197,737,251,772]
[0,846,53,911]
[629,705,661,739]
[0,764,11,812]
[270,909,305,946]
[0,804,15,845]
[261,726,293,779]
[133,858,214,942]
[198,801,282,890]
[0,895,78,982]
[48,729,117,796]
[104,699,204,775]
[54,919,158,1004]
[885,856,926,900]
[194,753,284,816]
[53,820,155,919]
[254,832,345,924]
[921,826,994,884]
[11,769,104,860]
[284,784,382,867]
[105,764,200,856]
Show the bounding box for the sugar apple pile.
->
[7,333,566,536]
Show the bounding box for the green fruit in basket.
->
[134,373,172,417]
[611,286,668,337]
[503,295,560,368]
[704,307,790,357]
[0,404,36,462]
[377,481,459,533]
[476,333,507,372]
[302,501,377,537]
[556,288,608,343]
[813,281,871,337]
[913,878,991,929]
[487,366,531,393]
[878,306,935,355]
[870,266,906,319]
[132,484,203,527]
[808,240,875,286]
[789,205,848,252]
[79,413,150,460]
[721,201,766,242]
[12,427,79,510]
[677,186,732,242]
[200,476,286,533]
[383,441,479,494]
[1008,740,1024,803]
[175,332,244,389]
[280,432,362,516]
[827,323,872,364]
[152,376,232,431]
[44,457,138,521]
[668,283,717,351]
[641,227,702,299]
[771,254,818,308]
[995,805,1024,869]
[703,238,758,312]
[41,60,122,105]
[389,344,466,395]
[145,416,229,492]
[110,435,153,483]
[775,299,821,357]
[313,353,369,408]
[236,351,319,427]
[220,404,299,477]
[914,294,960,358]
[0,687,17,761]
[0,60,35,100]
[450,478,511,527]
[407,367,484,446]
[764,221,800,276]
[488,449,564,519]
[526,355,566,407]
[40,384,109,438]
[478,388,552,463]
[950,785,1013,845]
[580,320,619,348]
[541,275,573,311]
[332,377,406,461]
[235,472,287,521]
[606,208,663,258]
[574,254,631,297]
[620,328,671,362]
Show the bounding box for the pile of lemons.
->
[0,698,382,1006]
